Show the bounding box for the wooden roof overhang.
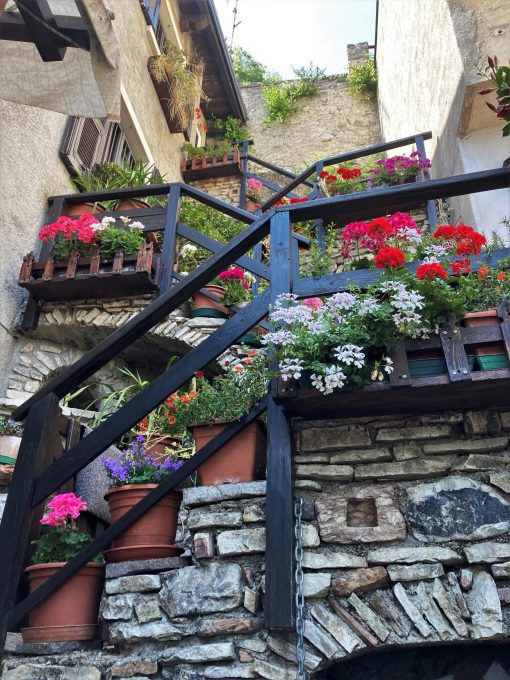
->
[177,0,247,122]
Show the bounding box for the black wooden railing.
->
[0,146,509,659]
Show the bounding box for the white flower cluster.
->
[333,344,365,368]
[311,366,347,394]
[95,216,145,232]
[180,243,197,257]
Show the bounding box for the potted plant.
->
[265,215,496,389]
[73,161,167,212]
[157,353,268,486]
[102,435,184,562]
[22,493,104,643]
[19,215,160,301]
[148,43,206,134]
[0,416,23,485]
[368,151,431,188]
[246,178,263,212]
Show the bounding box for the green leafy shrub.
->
[262,63,324,126]
[232,47,267,84]
[347,57,377,100]
[99,224,145,258]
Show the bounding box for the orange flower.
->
[243,358,252,365]
[168,415,176,425]
[188,390,197,398]
[247,350,256,357]
[138,416,149,432]
[234,364,244,373]
[180,395,190,404]
[477,266,490,281]
[165,397,175,407]
[497,271,507,281]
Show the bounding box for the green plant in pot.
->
[102,435,185,563]
[156,352,268,486]
[73,161,167,211]
[22,493,104,644]
[0,416,22,485]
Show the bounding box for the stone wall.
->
[241,80,381,174]
[186,176,242,205]
[4,407,510,679]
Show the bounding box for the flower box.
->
[18,243,159,302]
[181,151,242,182]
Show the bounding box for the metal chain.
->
[294,496,307,680]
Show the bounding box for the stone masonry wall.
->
[4,407,510,679]
[241,80,381,174]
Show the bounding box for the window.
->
[60,117,135,176]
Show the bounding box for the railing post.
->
[415,134,438,230]
[266,210,295,629]
[159,184,181,295]
[239,140,251,210]
[0,392,61,656]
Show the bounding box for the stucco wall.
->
[0,100,71,398]
[241,79,381,174]
[376,0,510,235]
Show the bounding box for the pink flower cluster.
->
[40,492,87,527]
[302,297,324,310]
[38,214,99,245]
[374,151,431,174]
[219,267,251,289]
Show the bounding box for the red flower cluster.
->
[273,196,309,207]
[433,222,486,256]
[38,214,99,244]
[366,217,395,250]
[450,258,471,276]
[416,262,448,280]
[336,166,362,181]
[374,246,405,270]
[195,107,201,120]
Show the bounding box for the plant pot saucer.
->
[21,624,98,643]
[105,543,184,563]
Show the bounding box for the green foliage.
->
[299,230,338,278]
[156,353,269,431]
[232,46,266,84]
[32,526,103,565]
[73,161,167,209]
[346,57,377,100]
[0,416,23,437]
[477,56,510,137]
[223,116,248,144]
[262,63,324,126]
[177,199,246,272]
[99,225,144,258]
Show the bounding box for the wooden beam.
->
[0,12,89,49]
[265,211,294,630]
[0,393,61,651]
[16,0,67,61]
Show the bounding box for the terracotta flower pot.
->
[246,198,261,213]
[0,434,21,460]
[104,484,182,562]
[147,436,182,463]
[64,202,106,217]
[116,198,151,211]
[193,420,266,486]
[22,562,104,643]
[192,284,228,318]
[461,309,504,356]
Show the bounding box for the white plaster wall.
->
[0,101,72,396]
[459,127,510,238]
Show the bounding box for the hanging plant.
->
[149,43,208,127]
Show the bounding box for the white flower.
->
[383,357,394,374]
[310,373,326,392]
[180,271,189,276]
[180,243,197,257]
[119,216,129,223]
[323,365,346,391]
[244,272,256,284]
[333,344,365,368]
[279,358,304,381]
[130,221,145,230]
[100,216,116,227]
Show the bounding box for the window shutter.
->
[60,117,107,175]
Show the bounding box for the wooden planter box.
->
[18,243,159,302]
[147,57,189,137]
[276,302,510,418]
[181,151,242,182]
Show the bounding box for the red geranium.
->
[416,262,448,280]
[219,267,245,281]
[450,258,471,276]
[374,246,405,269]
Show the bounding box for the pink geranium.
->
[40,492,87,527]
[302,297,324,310]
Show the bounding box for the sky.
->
[213,0,377,79]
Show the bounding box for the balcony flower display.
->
[23,493,104,643]
[217,266,254,306]
[102,435,184,563]
[38,215,146,259]
[265,218,510,392]
[318,153,431,197]
[154,352,268,485]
